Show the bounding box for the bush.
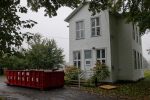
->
[65,66,80,80]
[91,61,110,85]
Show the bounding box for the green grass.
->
[81,70,150,100]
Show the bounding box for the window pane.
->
[134,50,137,69]
[81,30,84,38]
[102,49,105,58]
[96,17,99,26]
[132,25,135,40]
[74,61,77,67]
[139,36,141,45]
[80,21,84,29]
[78,61,81,67]
[138,52,140,69]
[78,52,81,59]
[85,50,91,59]
[76,31,80,39]
[136,34,138,43]
[96,27,100,35]
[91,18,95,27]
[73,52,77,60]
[73,51,80,60]
[92,28,95,36]
[136,27,138,34]
[140,54,142,68]
[97,50,100,58]
[86,61,91,65]
[76,22,79,30]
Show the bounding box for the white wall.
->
[117,19,134,80]
[110,15,144,81]
[68,4,144,82]
[132,26,144,80]
[68,4,112,81]
[109,15,119,82]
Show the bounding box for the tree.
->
[0,34,64,70]
[1,0,150,55]
[27,0,150,34]
[0,0,37,56]
[0,50,28,70]
[26,34,64,69]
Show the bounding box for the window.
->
[133,50,137,69]
[140,54,143,69]
[139,35,141,45]
[73,51,81,68]
[133,49,143,69]
[132,24,135,40]
[96,49,106,64]
[136,27,139,43]
[84,50,91,59]
[84,50,92,66]
[76,21,84,39]
[133,25,141,45]
[91,17,100,37]
[137,52,140,69]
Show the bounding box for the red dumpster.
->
[5,70,64,90]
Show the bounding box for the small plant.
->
[91,61,110,86]
[65,66,80,80]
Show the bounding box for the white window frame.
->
[73,51,81,68]
[91,16,101,37]
[96,48,106,64]
[76,21,84,40]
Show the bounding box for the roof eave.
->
[64,3,86,22]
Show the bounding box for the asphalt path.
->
[0,76,118,100]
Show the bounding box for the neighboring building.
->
[65,3,144,82]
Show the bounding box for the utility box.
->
[5,70,64,90]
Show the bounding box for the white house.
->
[65,3,144,82]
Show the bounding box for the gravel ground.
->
[0,76,118,100]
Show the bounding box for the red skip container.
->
[5,70,64,90]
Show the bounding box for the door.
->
[84,50,92,71]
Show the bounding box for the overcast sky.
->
[19,1,73,62]
[142,32,150,61]
[19,1,150,62]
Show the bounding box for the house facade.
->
[65,4,144,82]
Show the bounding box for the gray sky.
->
[19,1,150,62]
[142,32,150,61]
[19,1,73,62]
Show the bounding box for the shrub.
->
[91,61,110,84]
[65,66,80,80]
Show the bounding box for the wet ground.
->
[0,76,118,100]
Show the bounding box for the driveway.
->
[0,76,118,100]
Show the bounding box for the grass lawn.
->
[81,70,150,100]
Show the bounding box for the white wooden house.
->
[65,3,144,82]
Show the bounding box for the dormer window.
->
[76,21,84,40]
[91,17,100,37]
